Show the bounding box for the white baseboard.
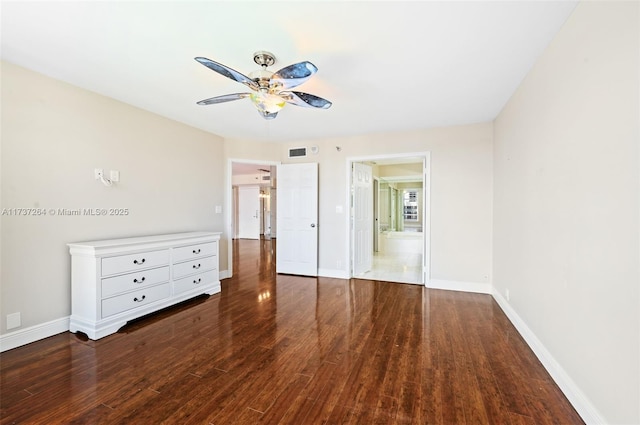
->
[428,279,492,294]
[219,269,231,280]
[491,290,604,425]
[0,317,70,352]
[318,268,350,279]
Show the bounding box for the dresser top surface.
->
[68,232,221,250]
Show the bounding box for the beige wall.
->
[279,123,494,287]
[1,61,226,334]
[493,2,639,423]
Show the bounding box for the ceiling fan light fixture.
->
[249,91,286,117]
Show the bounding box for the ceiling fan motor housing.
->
[251,51,276,90]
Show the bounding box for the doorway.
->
[237,186,260,239]
[347,153,430,285]
[227,159,280,278]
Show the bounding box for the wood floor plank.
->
[254,373,311,424]
[0,239,584,425]
[157,368,228,424]
[291,357,356,424]
[371,394,399,424]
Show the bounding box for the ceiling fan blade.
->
[196,93,250,105]
[195,57,258,90]
[280,91,332,109]
[271,61,318,89]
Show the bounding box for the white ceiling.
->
[1,1,577,143]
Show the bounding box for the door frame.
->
[226,158,281,279]
[345,152,431,285]
[373,177,379,253]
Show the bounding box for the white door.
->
[352,162,373,275]
[237,186,260,239]
[276,163,318,276]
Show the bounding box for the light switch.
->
[110,170,120,182]
[215,205,222,214]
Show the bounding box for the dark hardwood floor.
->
[1,239,583,424]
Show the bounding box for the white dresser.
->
[68,232,221,340]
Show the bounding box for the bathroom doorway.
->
[348,153,430,285]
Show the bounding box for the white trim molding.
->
[492,290,605,425]
[428,279,492,294]
[0,317,70,352]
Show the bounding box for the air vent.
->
[288,147,307,158]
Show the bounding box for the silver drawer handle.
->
[193,278,201,284]
[133,258,146,265]
[133,277,146,283]
[193,263,201,269]
[193,249,201,254]
[133,295,146,302]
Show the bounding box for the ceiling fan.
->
[195,51,332,120]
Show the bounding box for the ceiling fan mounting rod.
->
[253,51,276,68]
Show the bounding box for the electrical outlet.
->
[7,312,21,330]
[94,168,103,180]
[110,170,120,182]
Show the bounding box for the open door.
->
[276,163,318,276]
[352,162,373,275]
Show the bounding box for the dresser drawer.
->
[173,242,217,263]
[173,255,217,279]
[173,270,217,295]
[102,283,171,318]
[102,249,169,276]
[101,266,169,298]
